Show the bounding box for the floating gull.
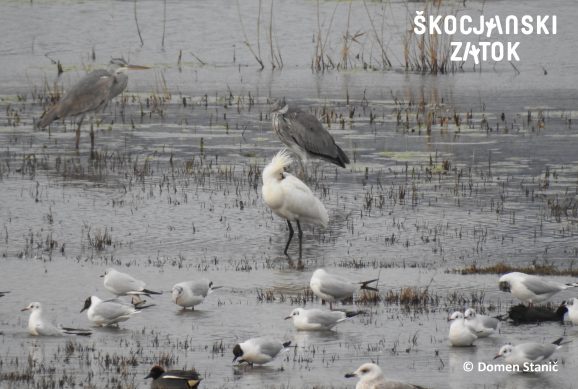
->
[448,311,477,347]
[102,268,162,297]
[498,272,578,305]
[285,307,363,331]
[171,279,221,310]
[309,268,378,309]
[464,308,499,337]
[80,296,148,327]
[21,302,91,336]
[233,337,291,366]
[345,363,426,389]
[494,338,564,368]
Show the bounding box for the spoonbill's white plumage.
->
[262,149,328,258]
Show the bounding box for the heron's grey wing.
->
[96,301,135,319]
[56,70,114,117]
[108,73,128,100]
[318,274,356,299]
[108,272,146,293]
[283,109,349,166]
[522,276,563,295]
[517,343,557,362]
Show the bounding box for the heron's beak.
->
[21,307,30,312]
[127,64,150,70]
[99,274,104,278]
[345,373,356,378]
[211,286,223,290]
[493,354,502,360]
[144,373,152,379]
[284,316,291,320]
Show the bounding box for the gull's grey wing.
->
[318,274,356,299]
[255,338,283,357]
[522,276,564,295]
[378,381,426,389]
[306,310,345,327]
[95,300,136,319]
[276,106,349,167]
[107,272,146,294]
[478,315,499,330]
[186,280,210,297]
[35,320,63,336]
[517,343,557,362]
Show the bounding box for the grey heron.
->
[270,98,350,170]
[37,58,149,150]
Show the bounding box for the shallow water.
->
[1,0,577,388]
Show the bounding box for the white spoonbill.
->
[262,149,328,259]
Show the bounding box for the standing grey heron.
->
[37,58,149,150]
[270,98,350,171]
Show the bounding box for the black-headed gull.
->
[310,268,378,309]
[171,279,221,310]
[285,307,362,331]
[345,362,426,389]
[232,337,291,366]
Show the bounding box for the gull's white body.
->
[22,302,64,336]
[171,279,216,309]
[498,272,577,305]
[448,311,477,347]
[84,296,139,327]
[286,308,351,331]
[346,363,423,389]
[262,150,328,227]
[464,308,499,337]
[309,269,358,303]
[235,337,288,365]
[103,268,152,296]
